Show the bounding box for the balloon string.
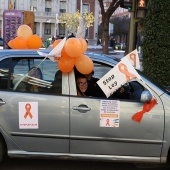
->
[36,55,48,68]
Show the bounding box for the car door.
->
[0,56,69,153]
[69,61,164,158]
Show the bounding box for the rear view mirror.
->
[140,90,153,102]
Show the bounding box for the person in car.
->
[84,71,130,99]
[84,71,105,97]
[76,74,88,96]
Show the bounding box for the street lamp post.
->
[55,14,59,38]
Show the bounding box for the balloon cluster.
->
[8,24,42,49]
[53,38,94,74]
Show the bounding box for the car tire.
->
[0,135,5,162]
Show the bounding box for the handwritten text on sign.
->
[97,58,141,98]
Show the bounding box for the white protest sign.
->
[97,58,142,98]
[37,37,66,62]
[121,49,140,70]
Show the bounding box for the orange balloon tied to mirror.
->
[58,55,75,73]
[63,38,83,58]
[79,38,88,53]
[17,24,33,40]
[52,39,62,49]
[75,54,94,74]
[13,37,27,49]
[27,35,42,49]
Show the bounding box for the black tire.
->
[0,135,5,162]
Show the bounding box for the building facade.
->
[0,0,98,42]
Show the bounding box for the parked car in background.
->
[0,37,3,46]
[0,50,170,165]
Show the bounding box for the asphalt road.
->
[0,157,170,170]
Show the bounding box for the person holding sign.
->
[85,71,105,97]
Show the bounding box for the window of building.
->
[58,23,65,36]
[33,23,37,34]
[82,3,89,13]
[60,1,66,14]
[44,23,51,35]
[45,8,51,12]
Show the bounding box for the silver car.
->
[0,49,170,164]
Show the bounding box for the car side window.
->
[0,58,10,90]
[10,57,62,95]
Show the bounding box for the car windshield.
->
[137,70,170,95]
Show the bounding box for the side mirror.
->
[140,90,153,102]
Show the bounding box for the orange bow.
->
[132,98,157,122]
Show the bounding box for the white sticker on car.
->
[19,102,38,129]
[100,100,120,127]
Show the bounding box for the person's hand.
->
[119,87,125,93]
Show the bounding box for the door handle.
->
[0,99,6,106]
[72,104,91,113]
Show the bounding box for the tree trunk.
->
[101,16,109,54]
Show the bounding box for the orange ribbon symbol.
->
[24,103,33,119]
[106,119,110,126]
[132,98,157,122]
[130,53,136,66]
[118,63,137,81]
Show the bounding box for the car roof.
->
[0,49,50,57]
[0,49,118,66]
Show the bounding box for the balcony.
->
[34,11,56,17]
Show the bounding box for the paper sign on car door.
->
[19,102,39,129]
[100,100,120,127]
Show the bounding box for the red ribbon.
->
[118,63,137,81]
[24,103,33,119]
[132,98,157,122]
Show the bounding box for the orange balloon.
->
[27,35,42,49]
[79,38,88,53]
[75,54,94,74]
[17,24,33,40]
[13,37,27,49]
[58,55,75,73]
[8,39,15,49]
[63,38,83,58]
[52,39,62,49]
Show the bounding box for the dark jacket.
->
[85,77,105,97]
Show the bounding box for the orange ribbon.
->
[106,119,110,126]
[132,98,157,122]
[130,53,136,66]
[118,63,137,81]
[24,103,33,119]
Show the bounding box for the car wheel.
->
[0,136,5,162]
